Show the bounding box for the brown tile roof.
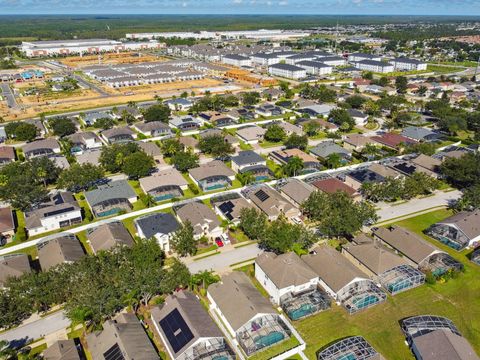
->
[0,146,15,161]
[312,178,357,197]
[371,132,416,149]
[0,207,14,233]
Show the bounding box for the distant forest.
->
[0,15,480,43]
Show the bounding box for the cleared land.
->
[59,52,164,68]
[295,209,480,360]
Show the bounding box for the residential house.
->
[164,98,193,111]
[0,207,15,241]
[247,185,301,221]
[231,150,271,181]
[87,313,159,360]
[151,291,234,360]
[344,168,385,191]
[22,138,61,159]
[0,146,15,165]
[76,149,102,166]
[133,121,172,137]
[101,127,136,144]
[87,221,134,254]
[140,168,189,201]
[343,134,375,152]
[37,235,85,271]
[82,111,118,126]
[309,141,351,161]
[135,212,180,252]
[213,196,255,225]
[179,136,200,153]
[347,109,369,127]
[85,180,137,217]
[67,132,102,154]
[235,125,266,144]
[136,141,164,164]
[0,254,31,288]
[401,126,441,142]
[255,104,284,117]
[188,161,235,192]
[270,148,321,174]
[25,192,82,236]
[426,211,480,250]
[410,154,442,177]
[175,202,222,240]
[278,178,315,207]
[169,115,202,132]
[371,132,416,150]
[312,177,360,200]
[42,340,81,360]
[276,121,304,136]
[297,104,335,118]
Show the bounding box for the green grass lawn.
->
[295,209,480,360]
[427,64,464,74]
[76,231,92,254]
[248,336,300,360]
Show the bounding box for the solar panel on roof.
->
[255,189,270,202]
[219,201,234,220]
[43,207,75,218]
[103,343,125,360]
[159,308,194,353]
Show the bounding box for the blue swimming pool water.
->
[288,303,315,320]
[352,295,379,309]
[254,331,284,348]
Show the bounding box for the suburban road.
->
[0,83,18,108]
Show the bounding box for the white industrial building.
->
[221,54,252,67]
[268,63,307,79]
[389,58,428,71]
[353,60,394,73]
[296,61,333,75]
[21,39,163,57]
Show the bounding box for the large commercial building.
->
[352,60,394,73]
[21,39,163,57]
[268,63,307,79]
[390,58,428,71]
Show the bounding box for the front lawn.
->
[295,209,480,360]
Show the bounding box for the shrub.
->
[15,226,27,242]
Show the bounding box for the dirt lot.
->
[59,52,167,68]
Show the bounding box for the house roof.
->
[87,222,134,253]
[411,154,442,172]
[347,168,385,184]
[214,197,254,221]
[302,245,368,293]
[368,163,401,178]
[135,212,180,239]
[412,329,480,360]
[151,291,223,357]
[0,254,31,287]
[37,235,85,271]
[176,202,220,236]
[310,141,350,158]
[0,146,15,161]
[208,271,274,331]
[102,126,135,139]
[343,134,374,148]
[269,63,306,72]
[43,340,80,360]
[66,132,101,146]
[0,207,14,233]
[247,185,299,218]
[140,168,188,193]
[231,150,265,167]
[372,226,438,265]
[85,180,136,207]
[312,178,357,197]
[87,313,159,360]
[134,121,170,133]
[136,141,162,158]
[401,126,439,141]
[437,211,480,241]
[256,252,318,289]
[188,160,235,181]
[179,136,199,149]
[236,125,266,141]
[371,132,416,149]
[279,178,315,205]
[343,243,408,275]
[22,138,60,154]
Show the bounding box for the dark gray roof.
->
[231,150,265,166]
[401,126,439,141]
[310,141,351,158]
[85,180,136,207]
[393,57,425,65]
[412,329,480,360]
[269,63,306,72]
[0,254,31,287]
[37,235,85,271]
[355,59,391,67]
[223,54,250,61]
[135,212,180,239]
[347,168,385,184]
[296,60,331,68]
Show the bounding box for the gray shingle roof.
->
[135,212,180,239]
[231,150,265,167]
[85,180,137,207]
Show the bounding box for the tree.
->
[329,109,355,131]
[143,104,171,123]
[283,156,304,177]
[264,124,286,143]
[302,191,378,237]
[198,135,234,158]
[364,99,381,117]
[99,143,140,173]
[362,71,373,80]
[454,184,480,211]
[236,172,255,186]
[239,207,267,240]
[241,92,260,106]
[57,163,104,191]
[404,142,436,156]
[122,151,155,179]
[440,153,480,188]
[49,117,76,137]
[6,122,37,142]
[160,138,183,157]
[325,153,342,169]
[395,76,408,94]
[171,221,197,257]
[121,109,136,125]
[303,121,321,136]
[93,117,116,130]
[284,134,308,150]
[171,150,199,172]
[345,95,367,109]
[190,270,219,291]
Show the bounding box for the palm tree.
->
[283,156,304,177]
[325,153,342,169]
[191,270,220,291]
[236,172,255,186]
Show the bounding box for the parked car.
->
[215,237,224,247]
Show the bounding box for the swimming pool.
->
[254,331,284,348]
[352,295,379,310]
[288,303,316,320]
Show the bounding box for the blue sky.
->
[1,0,479,15]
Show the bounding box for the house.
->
[353,60,394,73]
[268,63,307,80]
[426,211,480,250]
[188,161,235,192]
[344,168,385,191]
[135,212,180,252]
[169,115,202,131]
[82,111,117,126]
[235,125,266,144]
[198,128,238,147]
[270,148,321,174]
[214,196,255,225]
[296,61,333,75]
[231,150,271,181]
[262,88,283,100]
[42,339,81,360]
[85,180,137,217]
[342,242,425,295]
[68,130,102,151]
[87,222,134,254]
[25,192,82,236]
[278,178,316,207]
[37,235,85,271]
[297,104,335,118]
[101,127,136,144]
[25,118,47,137]
[0,146,15,165]
[312,177,360,200]
[390,58,427,71]
[371,132,416,150]
[87,312,159,360]
[164,98,193,111]
[175,202,222,240]
[140,168,189,201]
[401,316,480,360]
[22,138,61,159]
[151,291,234,360]
[207,271,291,356]
[372,225,463,276]
[133,121,172,137]
[0,207,15,241]
[388,159,435,177]
[309,141,351,161]
[302,245,386,314]
[369,163,402,179]
[255,251,319,304]
[179,136,200,153]
[401,126,441,142]
[0,254,31,288]
[410,154,442,177]
[276,121,304,136]
[76,149,102,166]
[247,185,301,221]
[255,104,283,117]
[136,141,164,165]
[347,109,369,127]
[343,134,375,152]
